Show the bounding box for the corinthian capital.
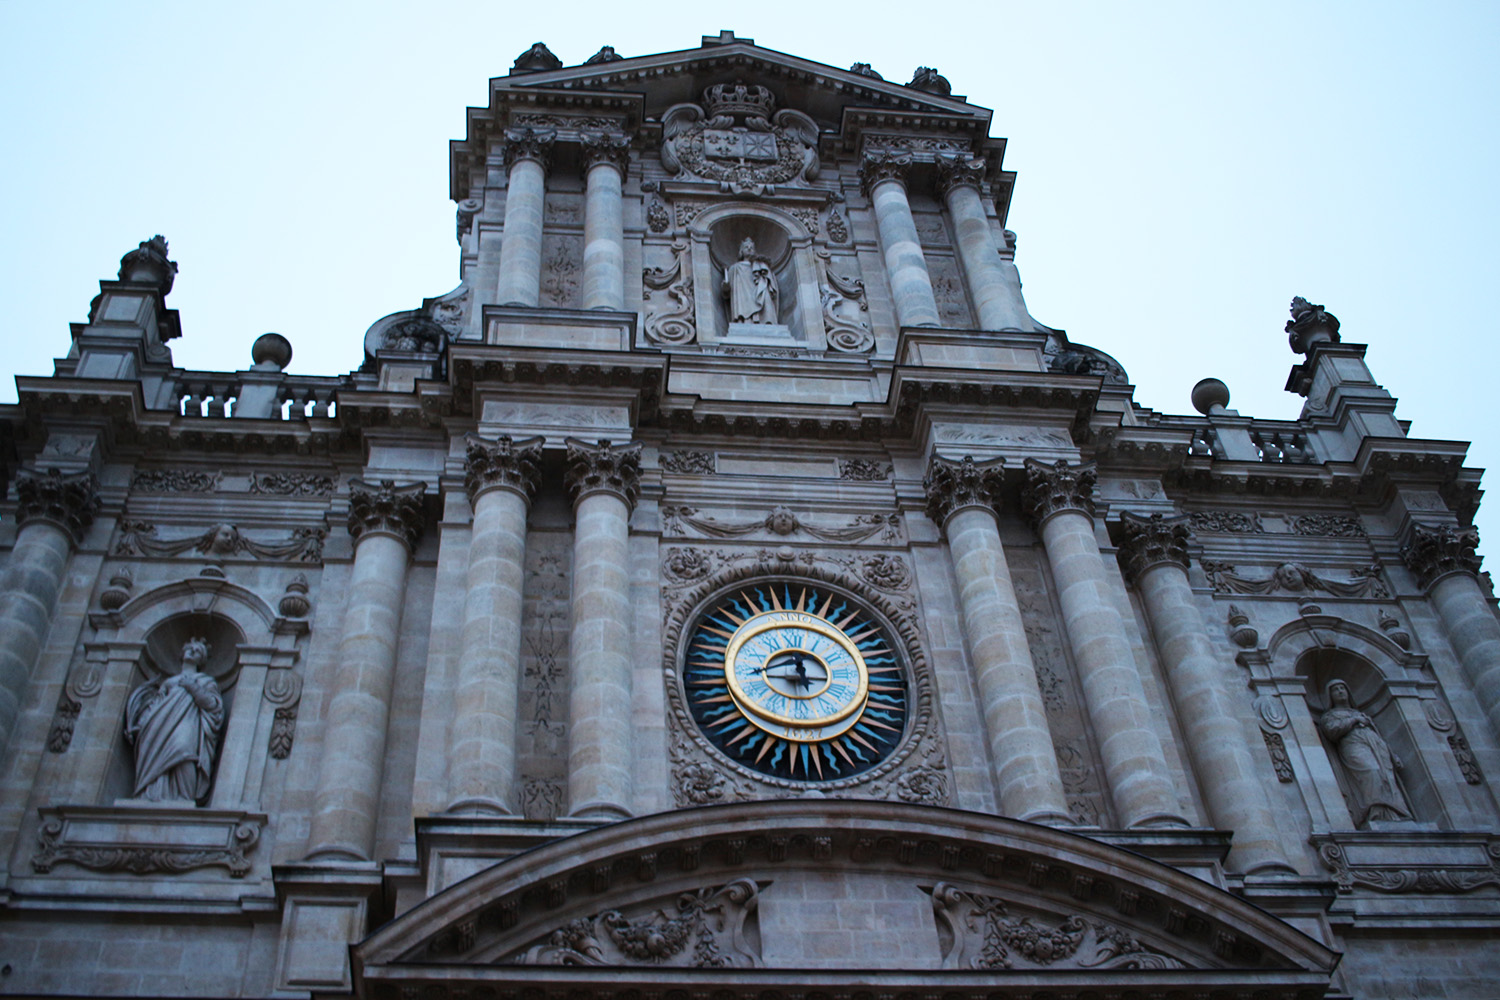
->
[1402,522,1482,589]
[14,468,101,543]
[464,433,543,505]
[923,454,1004,529]
[1117,511,1192,583]
[859,150,913,198]
[580,131,632,176]
[1022,459,1097,527]
[502,127,556,173]
[934,153,987,198]
[347,479,427,551]
[564,438,642,510]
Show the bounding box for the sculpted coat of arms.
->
[660,83,820,195]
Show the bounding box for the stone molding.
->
[347,479,427,551]
[463,433,544,506]
[1116,511,1191,584]
[14,467,101,542]
[923,454,1003,530]
[579,130,632,176]
[31,805,266,878]
[1401,522,1482,589]
[859,149,912,197]
[564,438,642,511]
[934,152,988,198]
[1312,832,1500,895]
[502,127,557,173]
[1022,459,1097,527]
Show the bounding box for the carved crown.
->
[703,82,775,119]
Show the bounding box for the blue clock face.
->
[684,582,909,782]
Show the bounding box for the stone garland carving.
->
[46,658,104,753]
[645,199,669,233]
[864,739,951,806]
[1199,560,1388,598]
[14,468,101,540]
[659,450,715,475]
[539,236,583,308]
[1447,734,1482,785]
[924,454,1004,527]
[816,250,873,353]
[930,884,1184,970]
[1315,840,1500,895]
[249,471,337,497]
[1115,512,1190,584]
[565,439,642,509]
[130,469,220,494]
[510,879,762,967]
[519,542,571,821]
[642,242,696,345]
[674,202,706,226]
[1188,510,1263,534]
[347,479,427,551]
[669,729,752,807]
[511,113,623,131]
[839,458,891,481]
[863,135,971,155]
[661,505,902,544]
[113,521,326,562]
[825,209,849,243]
[1022,459,1097,525]
[661,83,819,196]
[1292,514,1365,537]
[464,434,544,504]
[1261,731,1296,782]
[380,316,447,353]
[264,670,303,760]
[790,207,820,236]
[1402,523,1482,588]
[33,816,263,878]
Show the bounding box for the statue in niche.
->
[722,238,778,324]
[125,638,225,803]
[1317,680,1412,826]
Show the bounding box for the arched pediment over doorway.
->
[353,802,1337,999]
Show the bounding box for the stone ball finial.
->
[251,333,293,372]
[1190,377,1231,416]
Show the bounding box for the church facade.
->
[0,33,1496,999]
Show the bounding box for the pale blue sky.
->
[2,1,1497,550]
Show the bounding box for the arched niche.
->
[687,203,825,349]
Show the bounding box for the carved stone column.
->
[1118,513,1293,874]
[580,132,630,311]
[445,434,543,815]
[564,438,641,819]
[1022,460,1187,829]
[0,469,99,755]
[495,127,555,307]
[860,151,941,329]
[924,455,1070,823]
[306,479,426,859]
[935,154,1031,332]
[1403,523,1500,744]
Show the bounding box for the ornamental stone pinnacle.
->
[934,153,987,197]
[463,434,544,505]
[1021,459,1097,527]
[346,479,427,551]
[923,454,1004,529]
[1117,512,1192,583]
[1285,296,1341,356]
[502,127,557,173]
[14,468,101,542]
[564,438,642,510]
[580,131,632,176]
[859,150,913,198]
[117,234,177,295]
[1401,522,1482,589]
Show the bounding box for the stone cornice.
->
[923,454,1003,530]
[463,433,544,506]
[347,478,427,552]
[1401,522,1482,589]
[1022,458,1097,527]
[565,438,642,510]
[447,343,665,421]
[1116,511,1192,584]
[13,467,101,542]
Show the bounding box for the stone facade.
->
[0,33,1496,1000]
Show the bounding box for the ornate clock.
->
[683,581,909,782]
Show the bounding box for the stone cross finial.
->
[14,468,101,542]
[1021,459,1097,527]
[463,434,544,505]
[1401,522,1482,589]
[1116,512,1192,583]
[564,438,642,510]
[346,479,427,551]
[923,454,1004,529]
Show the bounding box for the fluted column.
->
[860,151,941,328]
[0,469,99,754]
[1403,523,1500,743]
[445,434,543,815]
[1119,512,1293,873]
[1022,460,1187,829]
[936,154,1031,332]
[924,455,1070,823]
[306,479,426,859]
[580,132,630,311]
[564,438,641,820]
[495,127,555,307]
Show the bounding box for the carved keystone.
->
[347,479,427,551]
[1401,522,1482,589]
[14,468,101,542]
[464,433,544,505]
[1116,511,1191,583]
[1021,459,1097,527]
[565,438,642,511]
[923,454,1004,530]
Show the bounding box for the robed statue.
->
[1317,679,1411,826]
[125,637,226,803]
[723,237,779,324]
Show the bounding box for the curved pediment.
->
[353,802,1337,999]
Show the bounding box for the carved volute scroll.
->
[923,454,1004,530]
[579,131,632,177]
[502,127,556,174]
[14,468,101,542]
[859,150,913,197]
[934,153,988,198]
[1401,522,1482,589]
[347,479,427,551]
[1022,459,1097,527]
[1116,512,1192,584]
[642,242,696,345]
[564,438,642,511]
[463,433,544,506]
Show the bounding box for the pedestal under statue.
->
[125,637,226,803]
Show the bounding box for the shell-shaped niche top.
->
[661,83,820,196]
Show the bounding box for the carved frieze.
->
[564,439,642,510]
[1313,835,1500,894]
[1188,509,1263,534]
[249,471,337,497]
[1200,560,1388,598]
[347,479,427,551]
[113,522,326,562]
[659,450,715,475]
[1116,512,1191,583]
[660,84,818,195]
[32,806,265,878]
[661,505,902,544]
[924,454,1003,527]
[1292,514,1365,537]
[642,242,696,345]
[130,469,220,494]
[464,433,544,505]
[1402,522,1482,588]
[14,468,101,541]
[839,458,891,481]
[1022,459,1097,526]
